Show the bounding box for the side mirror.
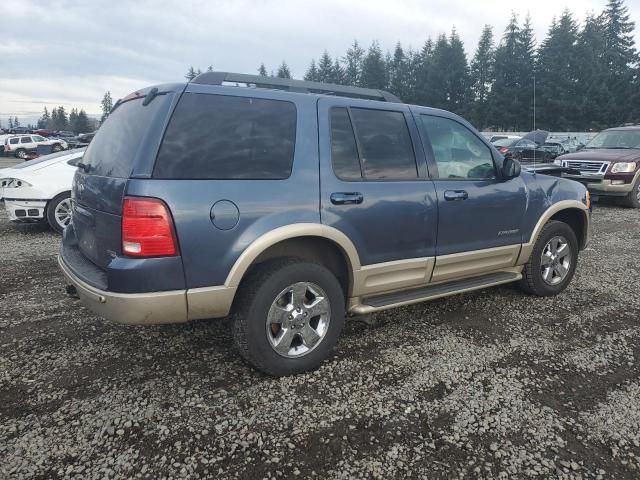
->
[502,156,521,180]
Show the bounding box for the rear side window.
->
[330,108,361,180]
[350,108,417,180]
[83,95,170,178]
[20,137,31,143]
[10,138,18,144]
[153,93,296,179]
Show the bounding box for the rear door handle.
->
[444,190,469,201]
[330,192,364,205]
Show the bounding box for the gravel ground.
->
[1,203,639,479]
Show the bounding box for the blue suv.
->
[60,72,591,376]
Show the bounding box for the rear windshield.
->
[82,95,170,177]
[153,93,296,179]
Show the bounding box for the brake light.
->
[122,197,178,257]
[499,147,508,154]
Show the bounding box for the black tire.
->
[232,258,345,376]
[15,148,28,160]
[622,176,640,208]
[46,192,72,234]
[519,220,579,296]
[52,143,63,152]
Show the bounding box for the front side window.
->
[420,115,495,180]
[33,135,46,142]
[350,108,418,180]
[154,93,296,179]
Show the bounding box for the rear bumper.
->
[59,254,190,325]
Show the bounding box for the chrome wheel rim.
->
[636,182,640,202]
[266,282,331,358]
[17,150,27,159]
[541,235,571,286]
[55,198,72,229]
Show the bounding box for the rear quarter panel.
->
[128,85,321,288]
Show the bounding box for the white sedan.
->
[0,149,85,233]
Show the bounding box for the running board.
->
[350,271,522,315]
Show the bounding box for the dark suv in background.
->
[59,72,591,376]
[556,126,640,208]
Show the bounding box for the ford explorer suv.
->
[59,72,591,376]
[555,126,640,208]
[4,134,67,159]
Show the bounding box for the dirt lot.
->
[1,203,639,479]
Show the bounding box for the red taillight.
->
[122,197,178,257]
[499,147,508,154]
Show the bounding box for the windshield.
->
[586,130,640,149]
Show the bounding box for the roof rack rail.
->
[191,71,402,103]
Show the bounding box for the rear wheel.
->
[15,148,28,160]
[519,220,578,296]
[232,258,345,376]
[622,176,640,208]
[46,192,72,234]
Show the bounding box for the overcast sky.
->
[1,0,638,126]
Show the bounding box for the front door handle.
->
[330,192,364,205]
[444,190,469,201]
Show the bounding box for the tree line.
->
[36,106,92,133]
[187,0,638,131]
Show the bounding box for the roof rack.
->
[191,71,402,103]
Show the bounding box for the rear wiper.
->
[142,87,159,106]
[76,162,89,172]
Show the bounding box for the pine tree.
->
[69,108,79,132]
[414,39,435,106]
[56,106,69,130]
[304,60,319,82]
[276,61,292,79]
[185,66,197,82]
[14,117,20,127]
[428,34,451,110]
[75,110,91,133]
[389,42,411,102]
[602,0,638,123]
[343,40,364,86]
[38,107,51,129]
[317,51,334,83]
[576,13,609,129]
[50,108,58,130]
[333,59,345,84]
[469,25,495,128]
[536,10,580,130]
[360,41,387,89]
[207,65,214,72]
[101,92,113,123]
[258,63,268,76]
[447,28,470,115]
[8,117,14,129]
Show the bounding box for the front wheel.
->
[519,220,579,296]
[52,143,63,152]
[232,259,345,376]
[46,192,72,234]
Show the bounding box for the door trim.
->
[352,257,435,297]
[430,244,522,283]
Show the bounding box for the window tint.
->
[10,138,18,144]
[20,137,32,144]
[154,93,296,179]
[330,108,361,180]
[350,108,417,180]
[83,95,171,178]
[420,115,495,180]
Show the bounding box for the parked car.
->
[555,125,640,207]
[3,134,68,159]
[59,72,591,376]
[0,149,85,232]
[8,127,30,134]
[493,137,521,155]
[66,131,96,149]
[33,129,56,137]
[54,131,76,138]
[501,131,564,163]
